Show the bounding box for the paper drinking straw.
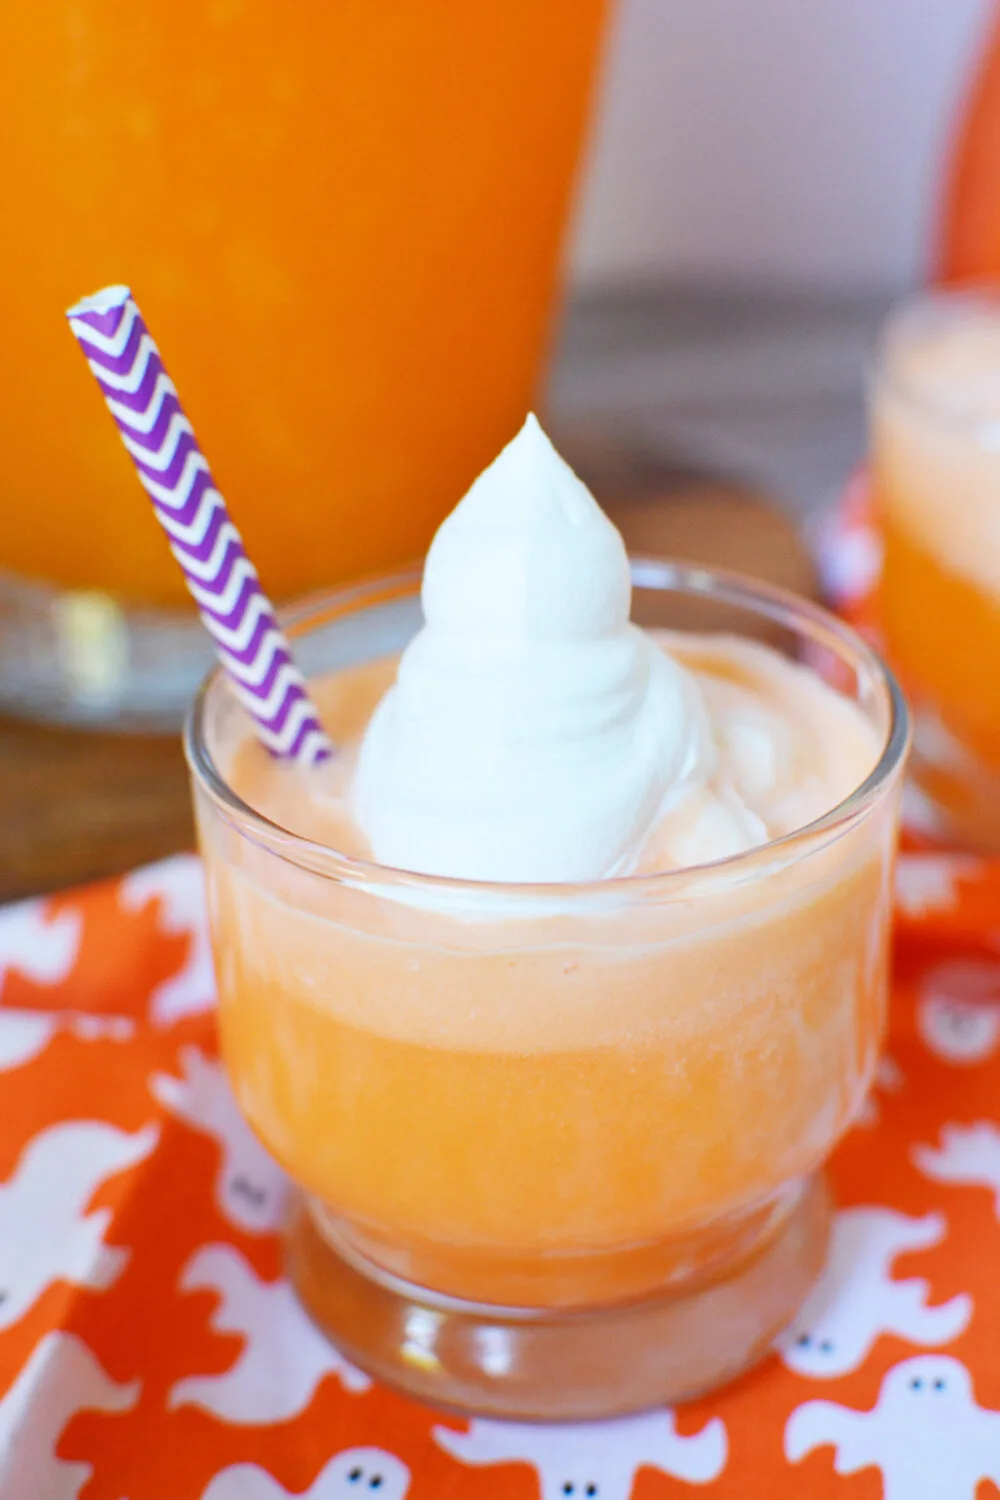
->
[66,286,333,765]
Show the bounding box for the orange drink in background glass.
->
[0,0,607,723]
[873,287,1000,848]
[186,564,908,1421]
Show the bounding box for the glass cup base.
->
[285,1175,831,1422]
[0,570,213,729]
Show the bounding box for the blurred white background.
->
[569,0,992,290]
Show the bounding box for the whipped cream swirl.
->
[353,415,727,882]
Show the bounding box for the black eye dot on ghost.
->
[934,1379,947,1392]
[370,1479,383,1491]
[910,1378,924,1390]
[796,1334,811,1347]
[586,1486,599,1497]
[819,1340,834,1354]
[231,1174,267,1206]
[563,1485,574,1496]
[348,1470,363,1484]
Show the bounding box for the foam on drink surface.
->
[229,634,879,881]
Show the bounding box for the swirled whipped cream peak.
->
[352,415,750,881]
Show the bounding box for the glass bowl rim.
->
[184,558,910,903]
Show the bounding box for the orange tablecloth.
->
[3,851,1000,1499]
[3,509,1000,1497]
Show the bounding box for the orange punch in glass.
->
[873,286,1000,849]
[0,0,607,724]
[187,422,908,1420]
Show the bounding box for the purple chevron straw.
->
[66,285,332,765]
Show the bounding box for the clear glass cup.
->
[185,562,908,1421]
[873,284,1000,849]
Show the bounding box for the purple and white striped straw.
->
[67,285,332,766]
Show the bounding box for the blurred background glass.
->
[0,0,607,723]
[872,284,1000,851]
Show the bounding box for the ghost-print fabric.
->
[2,847,1000,1499]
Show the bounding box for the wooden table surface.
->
[0,459,817,905]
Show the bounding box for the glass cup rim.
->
[184,558,910,903]
[871,279,1000,444]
